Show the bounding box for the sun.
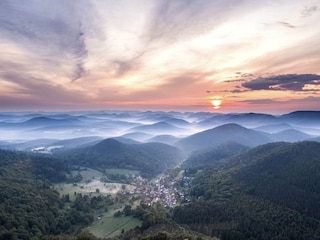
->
[211,99,222,109]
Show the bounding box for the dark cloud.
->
[242,74,320,91]
[240,99,279,105]
[230,89,250,93]
[301,5,318,17]
[224,79,246,83]
[71,24,87,82]
[276,21,297,29]
[111,51,146,78]
[72,62,86,82]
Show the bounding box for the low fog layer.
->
[0,110,319,154]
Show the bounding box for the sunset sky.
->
[0,0,320,113]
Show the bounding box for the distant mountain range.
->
[0,110,319,154]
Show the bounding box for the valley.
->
[1,110,320,239]
[2,1,320,239]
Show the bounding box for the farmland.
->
[54,167,142,238]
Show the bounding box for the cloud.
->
[241,99,280,105]
[0,71,88,107]
[0,0,91,83]
[1,0,320,112]
[242,74,320,91]
[276,21,297,28]
[224,79,247,83]
[301,5,318,17]
[146,0,245,44]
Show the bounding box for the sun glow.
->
[211,99,222,109]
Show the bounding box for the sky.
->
[0,0,320,114]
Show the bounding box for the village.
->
[120,173,192,208]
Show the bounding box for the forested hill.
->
[182,141,250,169]
[0,150,96,239]
[60,138,185,177]
[173,141,320,240]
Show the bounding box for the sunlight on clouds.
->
[0,80,29,96]
[303,84,320,91]
[0,0,320,112]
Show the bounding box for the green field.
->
[88,204,142,238]
[72,168,104,181]
[54,167,136,200]
[55,181,134,200]
[104,168,140,176]
[55,167,142,238]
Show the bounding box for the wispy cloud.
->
[241,99,279,105]
[276,21,297,28]
[0,0,320,112]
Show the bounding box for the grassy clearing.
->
[54,167,136,200]
[104,168,140,176]
[54,166,142,238]
[88,206,142,238]
[72,168,104,181]
[55,181,135,201]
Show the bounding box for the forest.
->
[174,141,320,240]
[2,140,320,239]
[58,138,185,178]
[0,149,208,240]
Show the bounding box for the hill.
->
[146,135,181,144]
[120,132,154,142]
[270,129,314,142]
[21,116,83,127]
[127,122,187,135]
[176,123,273,154]
[279,111,320,126]
[197,113,278,128]
[154,116,191,127]
[254,123,293,133]
[0,150,97,239]
[0,138,58,150]
[49,136,103,150]
[182,141,250,169]
[173,141,320,239]
[62,138,185,177]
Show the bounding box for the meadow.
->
[54,167,142,238]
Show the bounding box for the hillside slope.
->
[182,141,250,169]
[0,150,95,239]
[173,141,320,240]
[176,123,273,153]
[63,138,185,177]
